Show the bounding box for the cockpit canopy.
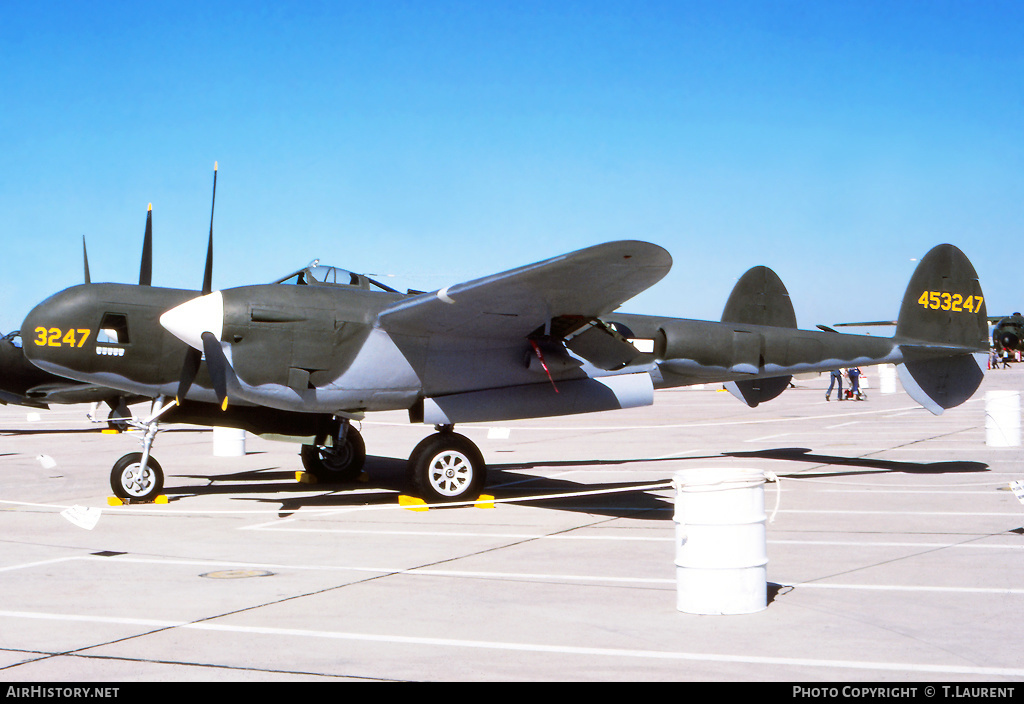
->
[273,260,399,294]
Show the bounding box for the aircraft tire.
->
[407,432,486,503]
[300,427,366,483]
[110,452,164,502]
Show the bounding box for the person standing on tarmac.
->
[826,368,843,401]
[848,366,863,400]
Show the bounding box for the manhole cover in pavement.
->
[200,569,275,579]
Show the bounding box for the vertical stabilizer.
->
[895,244,988,414]
[721,266,796,407]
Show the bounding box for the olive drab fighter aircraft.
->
[0,330,137,412]
[21,171,991,504]
[990,312,1024,354]
[0,239,148,418]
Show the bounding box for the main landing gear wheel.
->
[407,431,486,503]
[300,426,366,483]
[110,452,164,502]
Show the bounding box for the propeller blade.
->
[175,347,202,405]
[201,331,229,411]
[139,203,153,286]
[82,236,91,284]
[202,162,217,295]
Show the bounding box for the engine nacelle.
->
[420,372,654,425]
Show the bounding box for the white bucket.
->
[673,468,768,615]
[986,391,1021,447]
[879,364,897,394]
[213,427,247,456]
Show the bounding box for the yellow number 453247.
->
[916,291,983,314]
[33,327,92,348]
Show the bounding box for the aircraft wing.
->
[0,389,48,408]
[377,240,671,339]
[15,383,124,407]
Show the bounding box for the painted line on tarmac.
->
[0,482,675,518]
[781,582,1024,595]
[780,508,1024,517]
[0,556,81,573]
[825,421,860,429]
[5,554,1023,593]
[1,608,1022,677]
[241,525,670,540]
[770,538,1024,551]
[235,526,1024,552]
[743,433,789,443]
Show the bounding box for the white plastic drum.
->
[879,364,897,394]
[986,391,1021,447]
[213,427,247,456]
[673,468,768,615]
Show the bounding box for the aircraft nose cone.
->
[160,291,224,350]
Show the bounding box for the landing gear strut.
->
[407,425,487,503]
[109,396,175,502]
[300,417,366,482]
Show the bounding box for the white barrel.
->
[986,391,1021,447]
[879,364,897,394]
[673,468,768,615]
[213,427,247,456]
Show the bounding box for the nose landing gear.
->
[109,396,176,502]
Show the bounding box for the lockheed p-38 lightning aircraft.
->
[20,180,990,504]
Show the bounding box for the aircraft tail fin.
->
[894,244,989,415]
[721,266,796,407]
[721,266,798,329]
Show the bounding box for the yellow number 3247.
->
[33,327,92,348]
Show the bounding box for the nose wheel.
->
[407,430,486,503]
[110,452,164,501]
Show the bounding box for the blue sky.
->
[2,1,1022,335]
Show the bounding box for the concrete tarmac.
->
[1,365,1023,682]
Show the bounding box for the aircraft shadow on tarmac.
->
[0,427,197,436]
[158,446,988,516]
[163,454,675,519]
[724,447,989,477]
[1,427,111,436]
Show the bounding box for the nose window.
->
[97,313,130,344]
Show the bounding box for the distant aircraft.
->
[990,313,1024,353]
[19,168,991,504]
[0,329,132,411]
[836,312,1023,354]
